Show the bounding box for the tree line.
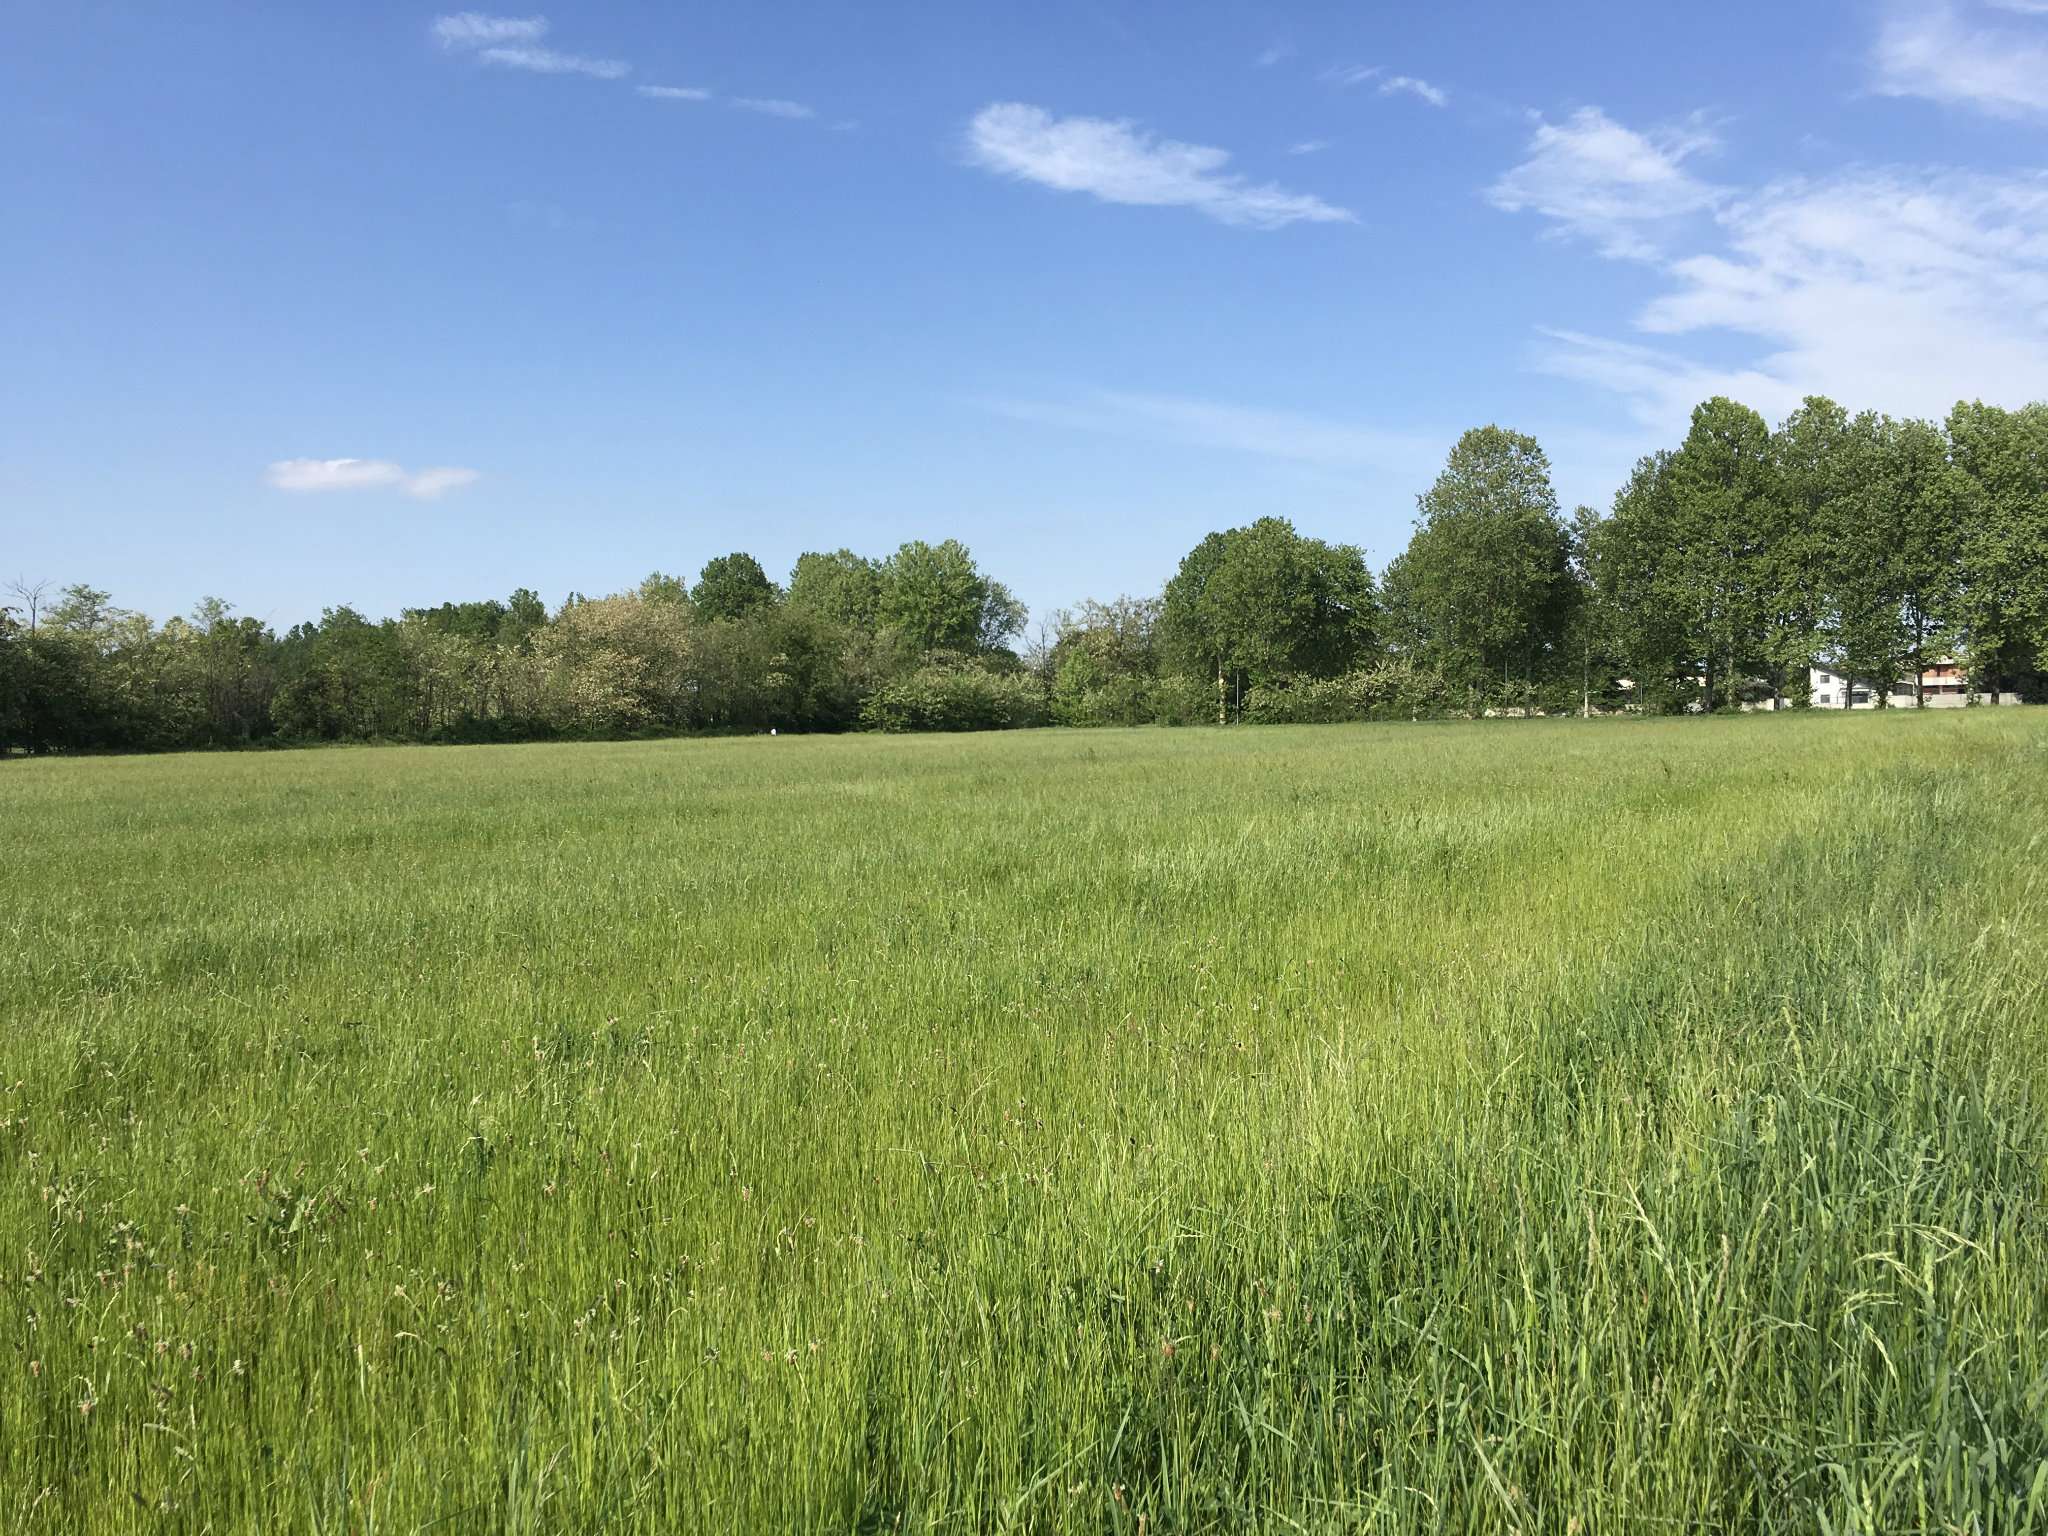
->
[4,395,2043,753]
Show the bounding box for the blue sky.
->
[5,1,2047,635]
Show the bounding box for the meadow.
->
[3,711,2047,1533]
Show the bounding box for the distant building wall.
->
[1809,664,2017,709]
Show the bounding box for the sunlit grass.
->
[4,712,2046,1531]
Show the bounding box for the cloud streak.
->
[433,15,836,124]
[432,12,547,47]
[966,103,1354,229]
[1488,107,1723,259]
[1379,75,1449,108]
[1322,65,1448,105]
[993,390,1436,468]
[476,44,628,79]
[1871,1,2048,117]
[267,459,482,501]
[432,14,629,80]
[1491,109,2048,433]
[732,97,815,120]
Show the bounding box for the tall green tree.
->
[877,540,1025,655]
[184,598,277,743]
[1888,416,1969,705]
[635,572,692,607]
[1949,401,2048,696]
[787,550,883,632]
[1159,518,1376,720]
[1665,398,1782,709]
[1821,414,1968,706]
[1768,397,1857,701]
[1582,455,1696,713]
[691,554,777,622]
[1380,426,1575,704]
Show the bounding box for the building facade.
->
[1808,661,2009,709]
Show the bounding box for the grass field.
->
[4,713,2047,1533]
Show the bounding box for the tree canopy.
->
[690,553,778,622]
[1380,426,1574,699]
[1158,517,1376,717]
[6,390,2045,754]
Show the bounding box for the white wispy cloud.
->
[1871,1,2048,117]
[1323,65,1448,107]
[267,459,482,501]
[965,103,1354,229]
[404,467,484,499]
[434,15,834,121]
[983,389,1457,518]
[1379,75,1449,108]
[432,13,628,79]
[731,97,815,119]
[1256,42,1294,67]
[1488,107,1723,259]
[1531,330,1796,430]
[1494,106,2048,433]
[476,44,628,79]
[1288,139,1331,156]
[986,390,1648,521]
[432,12,547,47]
[987,390,1437,469]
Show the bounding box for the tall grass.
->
[3,712,2045,1531]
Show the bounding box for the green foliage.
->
[1046,596,1161,726]
[1242,658,1453,723]
[876,539,1026,656]
[787,549,884,632]
[1581,452,1690,711]
[1668,397,1782,708]
[7,394,2045,753]
[1584,399,1798,711]
[635,570,692,607]
[858,657,1047,731]
[1142,672,1220,727]
[690,552,778,622]
[4,716,2048,1530]
[1950,401,2048,691]
[1381,426,1575,698]
[1158,517,1376,713]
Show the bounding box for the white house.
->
[1809,660,2015,709]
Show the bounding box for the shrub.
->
[1146,674,1222,727]
[1244,660,1453,724]
[860,663,1047,733]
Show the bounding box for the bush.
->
[1051,673,1160,728]
[1146,674,1222,727]
[1244,660,1452,724]
[860,663,1047,733]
